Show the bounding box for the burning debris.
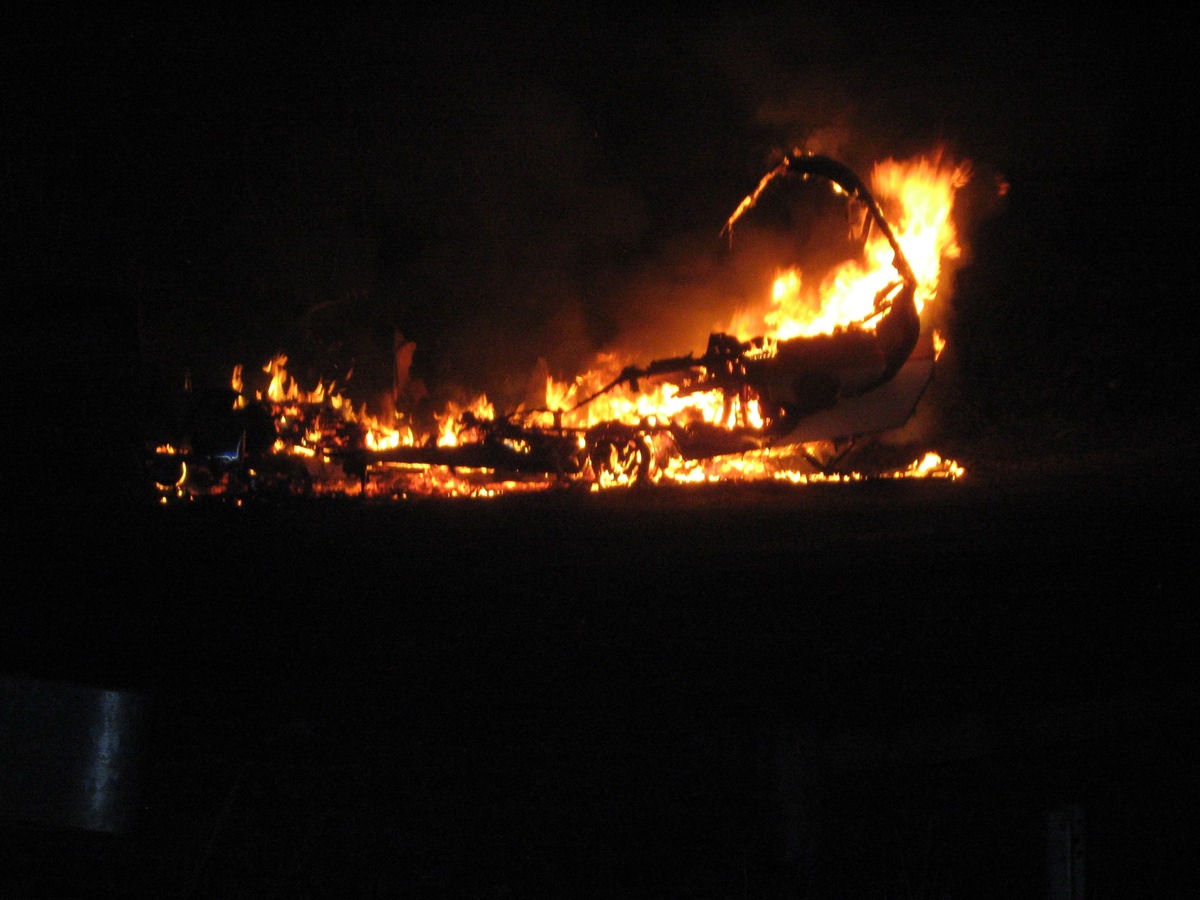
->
[148,152,968,501]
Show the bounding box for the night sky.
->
[5,5,1194,450]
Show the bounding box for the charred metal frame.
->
[149,154,931,494]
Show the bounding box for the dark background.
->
[6,5,1197,455]
[3,5,1198,897]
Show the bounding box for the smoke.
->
[92,6,1035,420]
[395,73,652,412]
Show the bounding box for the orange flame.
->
[728,152,968,341]
[157,150,970,502]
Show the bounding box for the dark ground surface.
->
[3,437,1197,898]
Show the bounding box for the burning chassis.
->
[151,154,939,494]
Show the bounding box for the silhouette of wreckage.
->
[153,154,940,493]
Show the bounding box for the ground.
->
[2,431,1196,897]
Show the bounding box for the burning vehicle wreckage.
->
[148,153,967,501]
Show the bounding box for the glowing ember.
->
[149,150,969,501]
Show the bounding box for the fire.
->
[436,396,496,447]
[727,152,968,342]
[149,150,969,502]
[905,451,964,479]
[532,151,967,438]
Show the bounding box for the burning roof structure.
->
[148,152,968,501]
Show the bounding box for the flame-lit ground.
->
[152,442,966,503]
[4,453,1196,896]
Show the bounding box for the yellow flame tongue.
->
[168,150,970,502]
[727,153,969,343]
